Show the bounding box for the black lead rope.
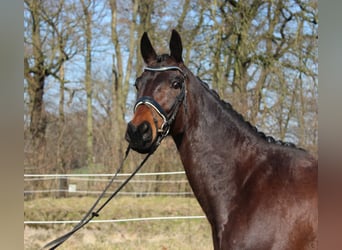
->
[41,145,157,250]
[42,66,186,249]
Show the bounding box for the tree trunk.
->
[81,0,94,167]
[109,0,123,166]
[136,0,154,74]
[24,0,47,170]
[57,63,68,198]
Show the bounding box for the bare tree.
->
[24,0,79,170]
[109,0,139,166]
[79,0,95,167]
[199,0,317,153]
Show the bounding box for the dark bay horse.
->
[125,30,317,249]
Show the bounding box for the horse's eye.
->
[171,80,181,89]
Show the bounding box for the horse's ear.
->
[141,32,157,64]
[169,30,183,63]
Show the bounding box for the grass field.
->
[24,196,213,249]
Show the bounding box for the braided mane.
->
[195,76,303,150]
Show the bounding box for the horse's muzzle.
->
[125,121,154,154]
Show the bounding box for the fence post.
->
[58,176,68,198]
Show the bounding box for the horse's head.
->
[125,30,186,153]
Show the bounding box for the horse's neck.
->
[171,77,264,219]
[175,77,262,170]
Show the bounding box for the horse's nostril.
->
[126,121,152,144]
[140,122,149,134]
[139,122,152,141]
[126,122,136,141]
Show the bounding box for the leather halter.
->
[133,66,186,137]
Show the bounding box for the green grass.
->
[24,196,213,250]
